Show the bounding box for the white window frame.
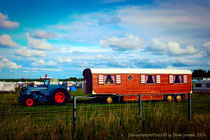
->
[116,75,121,84]
[98,75,104,84]
[184,75,187,83]
[169,75,173,83]
[141,75,145,84]
[156,75,161,84]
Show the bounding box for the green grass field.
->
[0,89,209,139]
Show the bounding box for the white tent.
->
[0,82,3,91]
[0,82,15,92]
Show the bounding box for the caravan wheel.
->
[107,97,113,104]
[176,95,182,102]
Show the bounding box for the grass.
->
[0,89,209,139]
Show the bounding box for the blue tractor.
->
[18,78,69,107]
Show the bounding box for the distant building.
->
[193,80,210,93]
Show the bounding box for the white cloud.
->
[203,42,210,48]
[150,39,198,55]
[59,45,110,53]
[46,60,56,66]
[100,34,143,51]
[1,57,9,63]
[99,16,121,25]
[26,33,54,50]
[203,42,210,55]
[0,13,19,29]
[0,61,5,69]
[58,58,72,63]
[168,42,186,55]
[39,68,61,71]
[30,30,55,39]
[6,61,21,69]
[24,67,39,71]
[118,5,210,32]
[36,59,45,65]
[101,0,127,3]
[95,55,110,60]
[0,56,21,69]
[171,57,200,65]
[168,42,197,55]
[151,39,167,51]
[15,47,45,57]
[30,57,38,61]
[24,67,59,72]
[32,59,57,66]
[0,34,19,47]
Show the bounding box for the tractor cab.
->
[44,78,59,86]
[44,79,50,86]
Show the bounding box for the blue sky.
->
[0,0,210,79]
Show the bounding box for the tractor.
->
[18,78,69,107]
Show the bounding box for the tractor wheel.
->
[25,97,35,107]
[51,89,68,105]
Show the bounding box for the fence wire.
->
[0,91,209,139]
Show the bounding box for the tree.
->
[192,69,207,77]
[70,77,77,80]
[206,70,210,77]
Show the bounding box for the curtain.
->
[152,75,156,83]
[173,75,176,83]
[111,75,115,83]
[146,75,148,83]
[103,75,107,84]
[179,75,182,83]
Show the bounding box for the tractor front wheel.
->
[51,89,68,105]
[25,97,35,107]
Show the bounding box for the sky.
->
[0,0,210,79]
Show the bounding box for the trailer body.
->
[193,80,210,93]
[83,68,192,102]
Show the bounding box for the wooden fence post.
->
[73,96,76,128]
[139,94,142,118]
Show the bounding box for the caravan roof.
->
[86,68,192,75]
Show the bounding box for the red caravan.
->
[83,68,192,102]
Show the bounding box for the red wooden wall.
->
[92,74,192,95]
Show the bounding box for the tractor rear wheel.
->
[51,89,68,105]
[25,97,35,107]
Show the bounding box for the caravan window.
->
[146,75,156,84]
[174,75,183,83]
[104,75,116,85]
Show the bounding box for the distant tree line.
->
[0,77,84,82]
[192,69,210,77]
